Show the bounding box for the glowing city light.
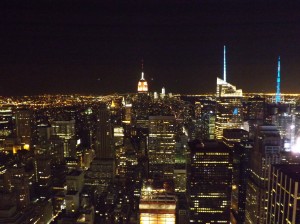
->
[291,137,300,153]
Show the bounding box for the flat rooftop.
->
[273,164,300,181]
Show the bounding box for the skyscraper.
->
[215,78,243,139]
[15,109,32,147]
[245,125,282,224]
[267,164,300,224]
[275,56,281,104]
[86,104,115,194]
[139,180,177,224]
[94,104,113,159]
[137,71,148,93]
[245,96,265,139]
[148,115,176,180]
[50,119,76,157]
[189,140,232,223]
[0,106,14,146]
[229,138,252,223]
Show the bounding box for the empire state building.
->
[137,72,148,93]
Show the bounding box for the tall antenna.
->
[224,45,226,82]
[141,59,144,80]
[276,56,281,103]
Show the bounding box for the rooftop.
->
[273,164,300,181]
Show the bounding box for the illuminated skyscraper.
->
[245,96,265,139]
[222,130,251,223]
[224,45,227,82]
[122,96,132,125]
[65,170,84,214]
[50,120,76,157]
[189,140,232,223]
[51,120,75,140]
[215,78,243,139]
[86,104,114,194]
[133,70,151,127]
[137,71,148,93]
[94,105,113,159]
[275,56,281,104]
[198,99,216,140]
[15,109,32,147]
[267,164,300,223]
[0,106,13,145]
[148,116,176,179]
[139,180,177,224]
[35,153,52,198]
[10,165,31,209]
[245,125,282,224]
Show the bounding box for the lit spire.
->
[224,45,226,82]
[276,56,281,103]
[141,59,144,80]
[137,59,148,92]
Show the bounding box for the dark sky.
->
[1,0,300,95]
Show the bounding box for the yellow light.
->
[24,144,30,150]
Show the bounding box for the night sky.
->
[1,0,300,96]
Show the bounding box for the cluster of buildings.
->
[0,52,300,224]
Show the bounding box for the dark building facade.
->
[189,140,232,223]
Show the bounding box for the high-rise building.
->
[122,96,132,125]
[139,180,177,224]
[189,140,232,223]
[202,113,216,140]
[268,103,294,151]
[267,164,300,224]
[86,158,115,192]
[245,125,282,224]
[148,115,176,179]
[65,170,84,214]
[222,128,249,148]
[50,120,76,157]
[132,93,151,129]
[230,140,252,224]
[86,104,115,194]
[245,96,265,139]
[94,105,113,159]
[174,136,188,193]
[137,71,148,93]
[221,128,250,223]
[0,106,14,147]
[35,153,52,198]
[15,109,32,147]
[275,56,281,104]
[198,99,216,140]
[51,120,75,140]
[215,78,243,139]
[10,165,31,209]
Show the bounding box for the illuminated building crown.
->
[137,72,148,92]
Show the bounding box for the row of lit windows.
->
[196,153,229,156]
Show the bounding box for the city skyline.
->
[2,0,300,96]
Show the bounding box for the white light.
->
[291,137,300,153]
[290,124,295,130]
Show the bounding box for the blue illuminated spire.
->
[275,56,281,103]
[224,45,226,82]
